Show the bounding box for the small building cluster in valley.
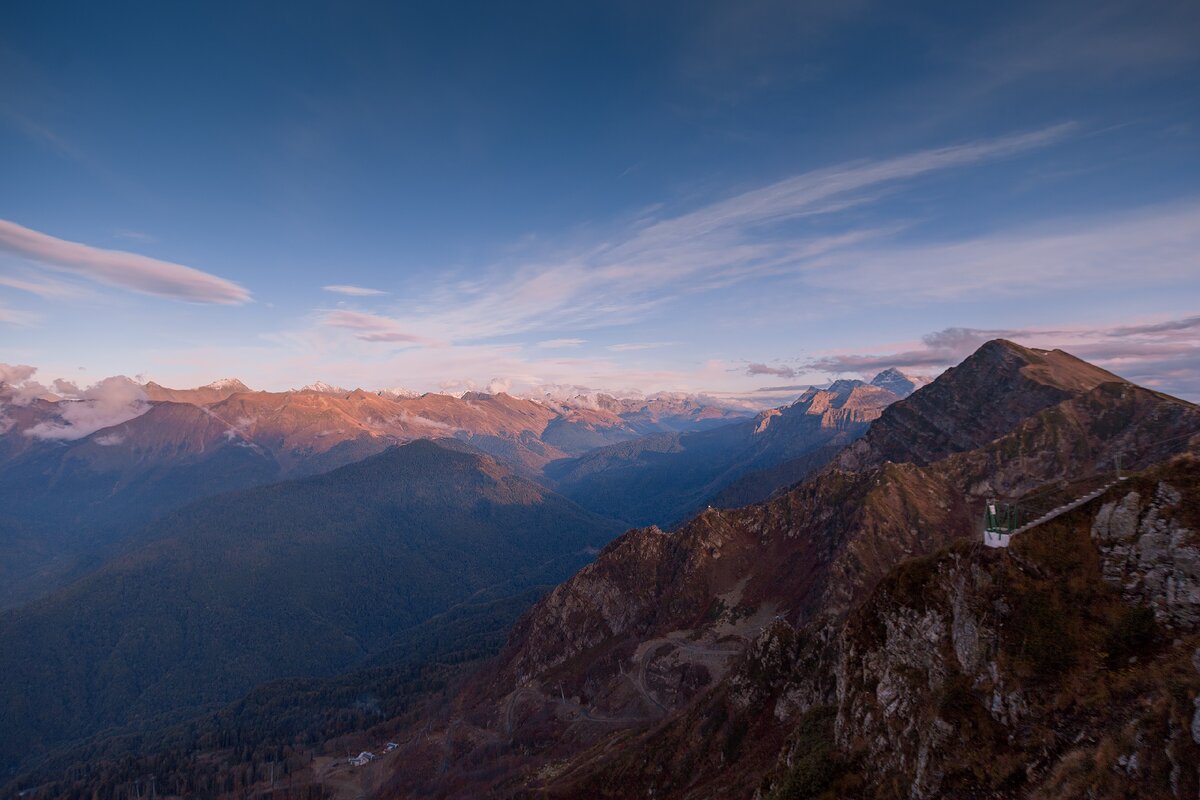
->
[348,742,398,767]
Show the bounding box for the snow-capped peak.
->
[299,381,349,395]
[869,368,929,398]
[203,378,249,390]
[377,387,421,399]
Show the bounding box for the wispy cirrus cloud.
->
[0,303,38,326]
[371,125,1074,343]
[323,284,388,296]
[0,219,250,304]
[0,272,87,300]
[536,338,586,348]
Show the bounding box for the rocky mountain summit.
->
[378,340,1200,799]
[142,377,251,404]
[869,367,929,397]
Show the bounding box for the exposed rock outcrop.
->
[1092,481,1200,630]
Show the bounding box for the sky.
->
[2,0,1199,404]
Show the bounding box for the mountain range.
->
[3,342,1197,800]
[547,369,921,526]
[0,383,748,608]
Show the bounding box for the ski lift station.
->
[983,498,1018,548]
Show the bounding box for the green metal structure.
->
[983,498,1020,548]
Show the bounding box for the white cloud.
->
[486,377,513,394]
[26,376,149,440]
[536,338,586,348]
[0,218,250,304]
[323,284,388,296]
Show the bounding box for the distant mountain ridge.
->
[0,382,749,607]
[142,378,251,404]
[547,369,915,526]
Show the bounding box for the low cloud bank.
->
[1,364,150,440]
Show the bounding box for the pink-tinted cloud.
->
[321,309,430,343]
[0,306,36,325]
[0,272,85,300]
[0,219,250,304]
[0,363,37,385]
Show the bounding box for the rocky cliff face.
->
[470,459,1200,800]
[379,340,1200,799]
[1092,477,1200,631]
[826,458,1200,800]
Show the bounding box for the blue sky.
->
[2,0,1199,402]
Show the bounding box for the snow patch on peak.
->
[203,378,249,390]
[869,368,929,398]
[378,387,421,400]
[299,381,349,395]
